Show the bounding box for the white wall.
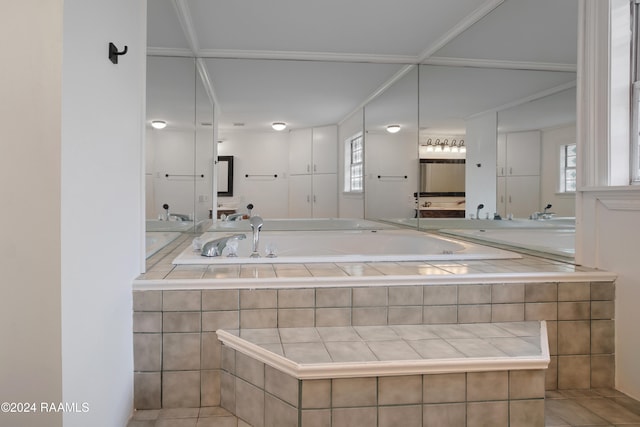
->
[364,131,418,219]
[217,131,289,218]
[61,1,145,427]
[1,3,64,427]
[338,111,365,218]
[465,112,498,218]
[541,125,576,217]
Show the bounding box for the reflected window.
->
[560,143,577,192]
[344,133,363,193]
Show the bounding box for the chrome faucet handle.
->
[249,216,263,258]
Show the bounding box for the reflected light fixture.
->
[272,122,287,131]
[151,120,167,129]
[386,124,401,134]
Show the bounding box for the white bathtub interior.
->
[146,218,208,232]
[440,228,575,258]
[207,217,397,232]
[173,229,521,264]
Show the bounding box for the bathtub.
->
[383,217,575,230]
[440,228,575,258]
[145,231,181,258]
[207,217,397,232]
[146,218,209,232]
[173,229,520,264]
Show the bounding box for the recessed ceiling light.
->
[386,124,401,134]
[151,120,167,129]
[272,122,287,131]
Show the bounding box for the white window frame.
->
[560,143,577,193]
[343,133,363,193]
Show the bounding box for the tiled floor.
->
[126,389,640,426]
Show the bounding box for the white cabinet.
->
[288,174,337,218]
[288,125,338,217]
[496,131,541,217]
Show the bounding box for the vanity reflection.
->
[144,56,577,255]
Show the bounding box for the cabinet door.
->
[288,174,312,217]
[497,176,506,217]
[497,133,507,176]
[289,128,313,175]
[506,131,540,176]
[312,174,338,217]
[312,125,338,174]
[506,175,540,218]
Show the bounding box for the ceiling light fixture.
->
[151,120,167,130]
[386,124,401,134]
[272,122,287,131]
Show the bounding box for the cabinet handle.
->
[508,196,512,203]
[313,195,317,203]
[501,167,504,175]
[509,167,513,175]
[306,195,310,203]
[500,196,504,203]
[313,164,317,172]
[307,164,310,173]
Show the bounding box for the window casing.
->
[632,0,640,181]
[344,133,363,193]
[560,143,577,192]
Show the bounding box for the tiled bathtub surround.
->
[132,280,615,410]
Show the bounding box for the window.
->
[344,133,363,193]
[560,143,577,192]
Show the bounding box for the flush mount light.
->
[272,122,287,131]
[151,120,167,129]
[386,124,401,134]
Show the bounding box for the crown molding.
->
[147,47,194,57]
[194,49,416,64]
[424,56,577,72]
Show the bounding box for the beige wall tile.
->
[388,306,422,325]
[510,399,545,427]
[301,379,331,409]
[591,354,615,388]
[388,286,423,306]
[134,290,162,311]
[163,290,201,311]
[264,394,298,427]
[591,282,614,301]
[236,352,265,388]
[424,373,466,403]
[235,378,265,427]
[162,371,201,408]
[525,283,557,303]
[301,409,330,427]
[378,375,422,405]
[265,365,299,407]
[315,308,351,327]
[240,309,277,328]
[134,372,161,409]
[221,345,235,373]
[134,312,162,333]
[134,333,162,372]
[278,288,315,308]
[202,289,239,311]
[458,304,491,323]
[467,371,508,401]
[352,307,387,326]
[220,371,235,413]
[591,301,614,320]
[466,401,508,427]
[278,308,315,327]
[423,403,465,427]
[423,305,457,324]
[458,284,491,304]
[163,312,201,333]
[591,320,615,354]
[163,333,201,371]
[558,355,590,389]
[201,370,220,407]
[315,288,351,307]
[491,303,525,322]
[492,283,524,303]
[423,285,457,305]
[202,311,239,332]
[546,356,558,390]
[525,302,557,321]
[378,405,421,427]
[201,332,221,370]
[510,370,546,399]
[558,282,590,301]
[352,287,387,306]
[332,407,376,427]
[332,377,376,407]
[557,321,590,355]
[240,289,277,309]
[558,302,590,321]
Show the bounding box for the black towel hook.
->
[108,42,128,64]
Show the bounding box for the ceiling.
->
[146,0,578,133]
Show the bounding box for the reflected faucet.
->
[247,203,254,217]
[249,216,264,258]
[169,213,190,221]
[201,234,246,257]
[543,204,552,214]
[476,203,485,220]
[225,213,244,221]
